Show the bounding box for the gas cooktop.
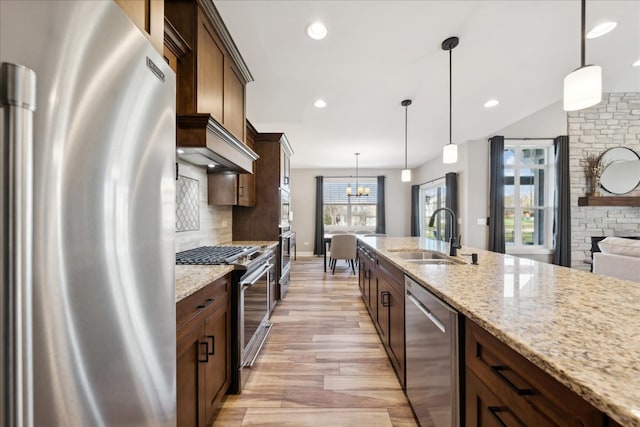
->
[175,245,259,265]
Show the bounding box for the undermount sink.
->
[388,249,466,265]
[406,259,465,265]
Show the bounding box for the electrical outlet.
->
[222,220,228,227]
[477,218,486,225]
[304,241,309,245]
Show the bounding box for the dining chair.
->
[329,234,357,274]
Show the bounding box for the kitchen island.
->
[358,236,639,427]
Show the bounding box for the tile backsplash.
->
[175,160,232,252]
[176,176,199,232]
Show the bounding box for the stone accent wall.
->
[175,160,233,252]
[569,92,640,270]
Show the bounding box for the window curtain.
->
[410,185,420,236]
[313,176,324,255]
[488,136,505,253]
[376,175,386,234]
[553,136,571,267]
[445,172,458,241]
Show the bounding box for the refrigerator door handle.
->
[1,61,37,427]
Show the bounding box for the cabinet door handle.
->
[207,335,215,355]
[239,186,244,197]
[487,407,508,427]
[197,297,215,310]
[199,342,209,363]
[381,291,390,307]
[490,365,534,395]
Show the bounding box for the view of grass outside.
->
[504,144,551,247]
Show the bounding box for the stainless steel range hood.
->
[177,114,258,173]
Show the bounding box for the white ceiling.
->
[215,0,640,169]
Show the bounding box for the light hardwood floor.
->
[214,256,418,427]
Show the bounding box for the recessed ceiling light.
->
[177,148,185,154]
[307,22,327,40]
[586,21,617,39]
[207,164,216,169]
[633,59,640,67]
[484,99,499,108]
[314,99,327,108]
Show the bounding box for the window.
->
[504,141,555,251]
[420,179,447,240]
[323,178,377,229]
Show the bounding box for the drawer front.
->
[466,369,528,427]
[465,320,604,427]
[177,275,230,329]
[376,256,403,290]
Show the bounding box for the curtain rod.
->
[498,137,556,141]
[320,175,383,179]
[417,175,445,186]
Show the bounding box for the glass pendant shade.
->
[443,144,458,164]
[346,185,352,196]
[401,169,411,182]
[563,65,602,111]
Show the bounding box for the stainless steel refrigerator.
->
[1,1,177,426]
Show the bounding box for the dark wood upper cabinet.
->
[115,0,164,53]
[233,131,294,240]
[165,0,253,144]
[196,11,224,121]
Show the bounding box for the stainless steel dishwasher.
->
[405,276,459,427]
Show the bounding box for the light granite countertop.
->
[175,241,279,303]
[175,265,234,303]
[358,236,640,427]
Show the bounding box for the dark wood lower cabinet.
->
[358,243,405,389]
[176,275,231,427]
[466,319,606,427]
[466,369,527,426]
[177,324,204,427]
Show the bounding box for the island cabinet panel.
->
[465,319,606,427]
[176,274,231,427]
[376,256,405,388]
[357,243,405,388]
[357,245,376,316]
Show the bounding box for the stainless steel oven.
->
[234,250,274,392]
[175,244,274,394]
[279,226,292,299]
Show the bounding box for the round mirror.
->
[599,147,640,195]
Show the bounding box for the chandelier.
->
[346,153,370,197]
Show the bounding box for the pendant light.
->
[401,99,412,182]
[346,153,370,197]
[442,36,459,164]
[563,0,601,111]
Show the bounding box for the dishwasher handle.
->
[407,291,446,333]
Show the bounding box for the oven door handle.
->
[240,263,272,287]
